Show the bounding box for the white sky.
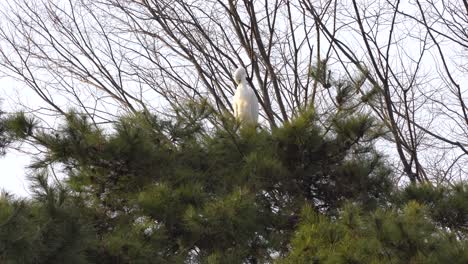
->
[0,82,34,197]
[0,150,31,197]
[0,0,466,197]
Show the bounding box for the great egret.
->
[232,67,259,126]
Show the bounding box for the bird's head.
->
[233,67,247,85]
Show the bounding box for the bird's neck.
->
[237,79,248,89]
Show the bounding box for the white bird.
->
[232,67,259,126]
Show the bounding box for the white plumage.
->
[232,67,259,126]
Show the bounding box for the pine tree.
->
[0,109,10,155]
[0,172,95,264]
[0,87,395,262]
[1,80,468,263]
[281,201,468,264]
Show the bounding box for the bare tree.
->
[301,0,467,184]
[0,0,325,127]
[0,0,466,184]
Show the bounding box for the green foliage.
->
[400,183,468,233]
[0,173,94,264]
[0,109,13,155]
[1,98,468,263]
[1,103,392,262]
[309,60,331,88]
[3,112,36,140]
[279,168,468,264]
[282,201,468,264]
[0,193,36,263]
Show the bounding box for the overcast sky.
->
[1,82,34,197]
[1,0,466,197]
[0,149,31,197]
